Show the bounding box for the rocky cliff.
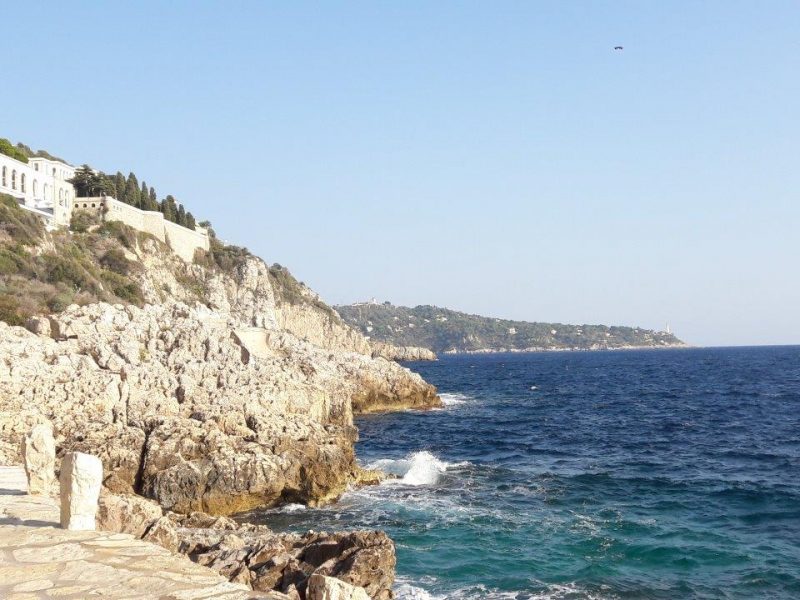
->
[0,216,439,517]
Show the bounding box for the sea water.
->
[245,347,800,599]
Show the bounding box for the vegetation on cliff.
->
[0,194,146,325]
[0,138,30,163]
[337,303,685,353]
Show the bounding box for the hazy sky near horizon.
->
[3,2,799,346]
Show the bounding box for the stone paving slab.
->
[0,466,259,599]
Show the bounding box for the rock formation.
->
[96,490,395,599]
[59,451,103,530]
[22,422,56,495]
[371,343,437,362]
[0,223,438,597]
[307,574,371,600]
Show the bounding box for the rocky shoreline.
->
[0,225,440,598]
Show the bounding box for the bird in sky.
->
[614,46,624,50]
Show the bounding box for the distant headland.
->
[337,301,686,357]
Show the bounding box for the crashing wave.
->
[439,392,471,406]
[367,451,456,486]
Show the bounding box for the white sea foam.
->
[395,583,443,600]
[367,451,459,486]
[439,392,471,406]
[270,502,306,513]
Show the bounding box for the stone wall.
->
[104,197,209,261]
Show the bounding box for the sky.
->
[3,1,799,346]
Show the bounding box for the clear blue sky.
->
[3,2,799,346]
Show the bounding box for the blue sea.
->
[250,347,800,599]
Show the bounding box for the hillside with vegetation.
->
[337,303,685,354]
[0,192,324,328]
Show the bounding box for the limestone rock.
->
[307,574,370,600]
[0,299,438,512]
[59,452,103,531]
[142,515,180,552]
[97,492,163,538]
[22,423,56,495]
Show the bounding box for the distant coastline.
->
[338,302,686,356]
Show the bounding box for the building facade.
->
[0,152,75,227]
[0,147,208,261]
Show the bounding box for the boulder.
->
[59,452,103,531]
[22,422,56,495]
[97,492,163,537]
[307,574,370,600]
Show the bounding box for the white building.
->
[0,151,75,227]
[1,146,209,261]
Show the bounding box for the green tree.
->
[185,211,196,230]
[123,173,140,208]
[68,165,96,196]
[149,187,157,210]
[113,172,126,200]
[176,204,186,226]
[161,195,178,222]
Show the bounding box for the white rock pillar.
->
[59,452,103,531]
[22,423,56,495]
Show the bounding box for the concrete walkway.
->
[0,466,259,599]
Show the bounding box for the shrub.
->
[0,139,28,163]
[0,294,24,325]
[70,210,100,233]
[97,220,137,249]
[100,248,132,275]
[0,194,45,245]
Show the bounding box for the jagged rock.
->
[22,422,56,495]
[97,492,163,537]
[142,515,180,552]
[307,574,370,600]
[59,451,103,531]
[0,296,437,512]
[24,315,52,337]
[0,248,434,596]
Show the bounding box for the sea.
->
[246,347,800,599]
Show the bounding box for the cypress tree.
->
[149,187,157,210]
[140,181,150,210]
[161,195,178,222]
[185,211,196,230]
[123,173,140,207]
[176,204,187,226]
[114,172,126,201]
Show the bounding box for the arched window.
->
[11,170,16,190]
[43,183,49,201]
[33,180,38,197]
[2,166,6,187]
[21,173,26,193]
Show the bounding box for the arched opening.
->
[11,170,16,190]
[21,173,26,193]
[43,183,49,201]
[1,166,6,187]
[33,180,38,197]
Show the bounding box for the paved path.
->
[0,466,258,599]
